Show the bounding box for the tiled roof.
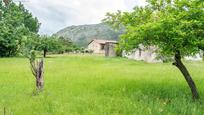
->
[89,39,118,45]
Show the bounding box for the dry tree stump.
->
[30,58,44,91]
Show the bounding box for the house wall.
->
[105,43,117,57]
[123,46,162,63]
[88,41,105,54]
[184,53,203,61]
[123,45,203,63]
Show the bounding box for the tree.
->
[104,0,204,99]
[20,33,40,56]
[0,0,40,57]
[37,35,61,58]
[57,36,77,53]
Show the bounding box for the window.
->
[101,44,105,50]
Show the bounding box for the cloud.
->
[20,0,146,35]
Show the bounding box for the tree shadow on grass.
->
[94,78,204,115]
[43,55,66,58]
[44,56,57,58]
[95,79,204,102]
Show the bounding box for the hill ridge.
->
[54,23,122,47]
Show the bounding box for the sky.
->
[15,0,146,35]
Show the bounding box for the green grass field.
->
[1,54,204,114]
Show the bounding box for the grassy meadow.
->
[1,54,204,114]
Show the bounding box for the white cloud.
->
[20,0,146,35]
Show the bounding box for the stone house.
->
[88,39,118,56]
[123,45,162,63]
[123,44,203,63]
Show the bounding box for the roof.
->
[88,39,118,45]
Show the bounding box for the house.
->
[123,44,203,63]
[184,53,203,61]
[88,39,118,56]
[123,45,162,63]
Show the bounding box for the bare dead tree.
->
[30,58,44,91]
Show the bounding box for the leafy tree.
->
[104,0,204,99]
[57,36,78,53]
[36,35,61,58]
[20,33,40,57]
[0,0,40,57]
[36,35,79,57]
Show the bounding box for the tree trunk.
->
[30,59,44,91]
[43,49,47,58]
[173,52,199,99]
[36,77,44,90]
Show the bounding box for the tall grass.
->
[0,54,204,114]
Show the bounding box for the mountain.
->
[54,23,122,47]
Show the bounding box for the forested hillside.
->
[54,23,122,47]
